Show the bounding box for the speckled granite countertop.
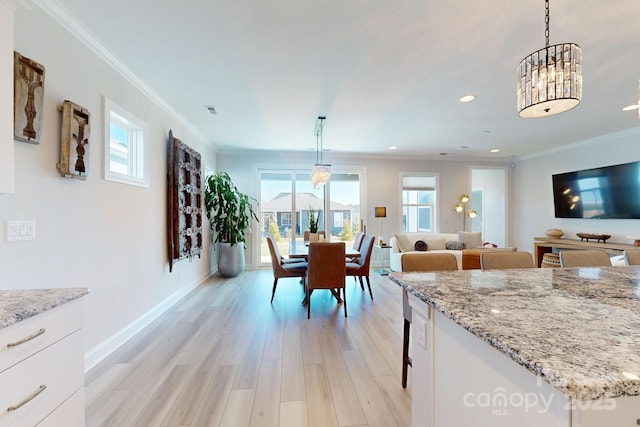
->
[0,288,89,330]
[389,267,640,401]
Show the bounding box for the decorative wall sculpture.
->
[14,51,45,144]
[167,130,203,272]
[56,100,90,180]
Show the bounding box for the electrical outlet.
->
[5,220,36,242]
[415,316,427,349]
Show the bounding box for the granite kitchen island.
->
[390,267,640,427]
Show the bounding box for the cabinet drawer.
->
[0,299,83,373]
[0,329,83,427]
[36,388,84,427]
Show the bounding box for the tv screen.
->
[552,161,640,219]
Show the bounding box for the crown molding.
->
[32,0,208,143]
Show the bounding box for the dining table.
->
[288,240,360,304]
[288,240,360,259]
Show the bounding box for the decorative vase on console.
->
[545,228,564,239]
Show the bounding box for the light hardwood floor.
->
[85,269,412,427]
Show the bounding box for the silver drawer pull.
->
[7,384,47,411]
[7,328,46,348]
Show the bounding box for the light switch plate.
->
[5,220,36,242]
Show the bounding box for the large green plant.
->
[204,172,258,246]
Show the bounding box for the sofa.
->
[389,231,482,271]
[389,231,520,271]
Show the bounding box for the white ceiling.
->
[49,0,640,159]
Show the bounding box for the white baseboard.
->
[84,271,212,372]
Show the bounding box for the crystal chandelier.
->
[311,116,330,188]
[517,0,582,118]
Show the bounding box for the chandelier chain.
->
[544,0,550,47]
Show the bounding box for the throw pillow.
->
[446,240,464,250]
[414,240,428,251]
[458,231,482,249]
[423,237,446,250]
[394,233,412,252]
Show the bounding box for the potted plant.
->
[308,207,320,241]
[204,172,258,277]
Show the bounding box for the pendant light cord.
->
[545,0,550,47]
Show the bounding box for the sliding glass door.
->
[258,169,362,266]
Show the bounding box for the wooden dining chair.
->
[400,252,458,389]
[624,249,640,266]
[559,250,611,267]
[480,251,535,270]
[306,242,346,319]
[346,232,365,263]
[346,234,376,299]
[266,235,308,303]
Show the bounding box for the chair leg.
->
[365,275,373,299]
[402,318,411,388]
[307,287,311,319]
[343,287,347,318]
[358,276,364,291]
[270,278,278,303]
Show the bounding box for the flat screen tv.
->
[552,161,640,219]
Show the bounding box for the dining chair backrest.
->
[266,234,285,270]
[401,252,458,272]
[559,250,611,267]
[480,251,535,270]
[356,234,375,268]
[623,249,640,266]
[307,242,346,291]
[352,232,365,250]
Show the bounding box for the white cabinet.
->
[0,299,85,427]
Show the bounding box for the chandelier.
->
[517,0,582,118]
[311,116,330,188]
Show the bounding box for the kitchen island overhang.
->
[390,267,640,427]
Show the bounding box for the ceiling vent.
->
[205,105,217,115]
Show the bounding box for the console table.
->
[533,237,634,267]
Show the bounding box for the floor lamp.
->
[453,195,477,231]
[375,206,387,245]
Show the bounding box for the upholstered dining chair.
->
[267,235,307,303]
[480,251,535,270]
[306,242,346,319]
[400,252,458,389]
[346,234,376,299]
[623,249,640,266]
[559,250,611,267]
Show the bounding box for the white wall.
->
[513,128,640,254]
[217,151,510,268]
[0,1,15,194]
[0,6,215,369]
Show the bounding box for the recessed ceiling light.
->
[460,95,476,103]
[389,146,398,150]
[622,104,638,111]
[491,148,500,153]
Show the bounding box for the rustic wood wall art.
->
[56,100,90,180]
[14,51,45,144]
[167,130,203,272]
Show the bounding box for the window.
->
[104,97,149,187]
[281,212,292,226]
[402,175,437,232]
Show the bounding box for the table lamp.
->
[375,206,387,245]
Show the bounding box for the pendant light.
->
[311,116,330,188]
[517,0,582,118]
